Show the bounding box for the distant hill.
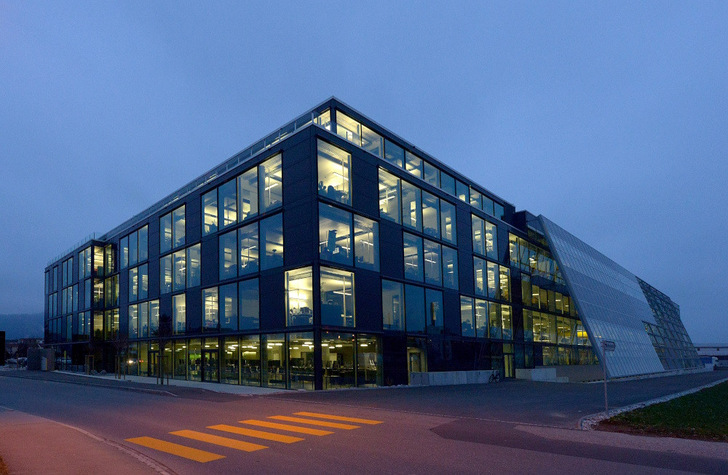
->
[0,313,44,340]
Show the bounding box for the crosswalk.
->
[126,411,383,463]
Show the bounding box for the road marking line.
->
[208,424,304,444]
[268,415,360,430]
[125,436,225,463]
[293,412,383,425]
[240,419,333,436]
[170,430,267,452]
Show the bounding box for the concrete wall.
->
[516,365,603,383]
[410,370,498,386]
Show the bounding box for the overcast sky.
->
[1,1,726,343]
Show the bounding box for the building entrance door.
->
[504,354,514,378]
[149,351,159,378]
[202,350,219,382]
[407,346,427,384]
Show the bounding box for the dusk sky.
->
[1,2,726,343]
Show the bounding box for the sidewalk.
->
[1,368,285,397]
[58,370,286,396]
[0,408,169,474]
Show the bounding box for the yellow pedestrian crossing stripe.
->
[268,415,360,430]
[125,436,225,463]
[293,412,383,425]
[208,424,304,444]
[126,411,382,463]
[240,419,334,435]
[170,430,268,452]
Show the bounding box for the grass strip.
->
[599,381,728,442]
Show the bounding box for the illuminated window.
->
[474,257,486,297]
[160,255,172,294]
[259,154,282,212]
[489,303,501,339]
[149,300,159,336]
[219,179,237,229]
[502,305,512,340]
[318,140,351,205]
[128,304,138,338]
[334,110,382,157]
[239,223,259,275]
[173,206,186,248]
[161,206,185,252]
[220,283,237,331]
[129,267,138,302]
[219,230,237,280]
[129,230,138,266]
[319,203,352,266]
[354,215,379,271]
[422,191,440,239]
[382,280,404,331]
[401,181,422,231]
[120,237,129,269]
[460,296,475,337]
[442,246,458,290]
[173,250,186,291]
[440,200,457,245]
[405,151,423,179]
[424,161,440,188]
[403,233,423,282]
[336,111,361,145]
[456,180,469,203]
[423,240,441,286]
[320,267,355,327]
[384,139,404,168]
[378,169,400,223]
[237,167,258,221]
[203,287,219,331]
[286,267,313,327]
[138,226,148,262]
[470,188,482,209]
[186,244,200,288]
[476,299,488,338]
[173,294,186,334]
[362,125,383,157]
[202,189,218,235]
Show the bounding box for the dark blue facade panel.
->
[159,294,172,332]
[351,151,380,219]
[442,289,461,337]
[382,334,408,386]
[259,272,285,331]
[148,257,160,299]
[354,269,382,333]
[186,288,202,333]
[283,133,314,203]
[186,196,202,245]
[379,221,403,280]
[200,238,218,288]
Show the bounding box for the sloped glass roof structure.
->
[540,216,693,378]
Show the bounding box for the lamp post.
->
[601,340,616,417]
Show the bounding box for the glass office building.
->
[44,98,701,388]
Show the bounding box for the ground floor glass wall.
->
[120,332,381,390]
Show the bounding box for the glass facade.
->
[45,99,696,389]
[540,216,664,378]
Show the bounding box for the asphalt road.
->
[1,371,726,474]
